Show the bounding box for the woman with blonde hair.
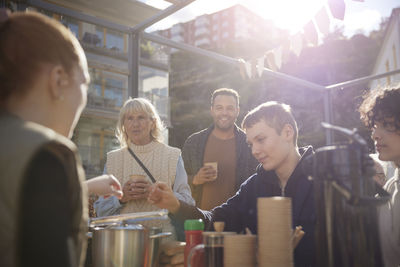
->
[95,97,194,239]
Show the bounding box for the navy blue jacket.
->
[172,146,315,267]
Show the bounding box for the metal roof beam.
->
[163,0,181,4]
[326,68,400,90]
[130,0,197,33]
[28,0,131,32]
[143,32,326,92]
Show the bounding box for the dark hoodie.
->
[172,146,315,267]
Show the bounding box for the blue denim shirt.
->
[94,156,195,216]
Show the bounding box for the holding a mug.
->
[193,162,218,184]
[119,174,150,201]
[94,98,194,240]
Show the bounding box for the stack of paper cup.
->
[224,234,256,267]
[257,197,293,267]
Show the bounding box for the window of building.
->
[393,44,398,69]
[105,77,124,107]
[88,68,102,97]
[386,60,391,85]
[72,118,119,178]
[95,26,105,47]
[87,68,127,110]
[139,66,170,124]
[61,16,79,38]
[106,29,124,51]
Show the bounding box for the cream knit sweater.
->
[106,140,180,238]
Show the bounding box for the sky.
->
[143,0,400,37]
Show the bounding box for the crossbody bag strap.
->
[127,147,157,183]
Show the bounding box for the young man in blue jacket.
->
[149,101,316,267]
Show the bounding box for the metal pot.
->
[92,223,171,267]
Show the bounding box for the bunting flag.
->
[281,39,292,65]
[238,58,250,79]
[251,58,258,78]
[315,6,330,35]
[235,0,363,76]
[266,50,278,72]
[328,0,346,20]
[245,60,252,79]
[257,56,265,77]
[303,20,318,46]
[273,46,283,69]
[290,32,303,57]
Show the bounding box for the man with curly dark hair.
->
[359,85,400,267]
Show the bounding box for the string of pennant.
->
[239,0,363,79]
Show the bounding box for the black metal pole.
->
[128,33,140,98]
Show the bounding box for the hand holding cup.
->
[130,174,151,200]
[192,162,218,185]
[120,175,150,203]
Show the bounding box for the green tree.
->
[169,21,386,150]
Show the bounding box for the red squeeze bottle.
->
[184,219,205,267]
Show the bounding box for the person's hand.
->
[148,182,180,214]
[192,166,217,185]
[130,176,151,200]
[85,175,123,199]
[292,226,305,249]
[120,181,134,203]
[120,177,151,203]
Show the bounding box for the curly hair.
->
[359,85,400,132]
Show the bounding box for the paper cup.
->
[129,174,146,182]
[204,162,218,180]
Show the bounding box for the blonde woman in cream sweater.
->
[94,98,194,239]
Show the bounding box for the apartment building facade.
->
[157,4,280,50]
[370,8,400,89]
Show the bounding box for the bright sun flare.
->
[248,0,327,33]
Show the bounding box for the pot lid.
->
[109,224,145,231]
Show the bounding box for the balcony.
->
[194,16,209,27]
[171,35,184,43]
[87,94,120,110]
[171,24,184,35]
[82,32,102,46]
[194,26,210,37]
[194,37,210,47]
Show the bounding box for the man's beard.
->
[214,120,235,131]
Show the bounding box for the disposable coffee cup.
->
[129,174,146,182]
[129,174,148,194]
[204,162,218,180]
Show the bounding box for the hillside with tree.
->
[169,22,387,150]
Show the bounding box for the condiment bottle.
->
[184,219,204,267]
